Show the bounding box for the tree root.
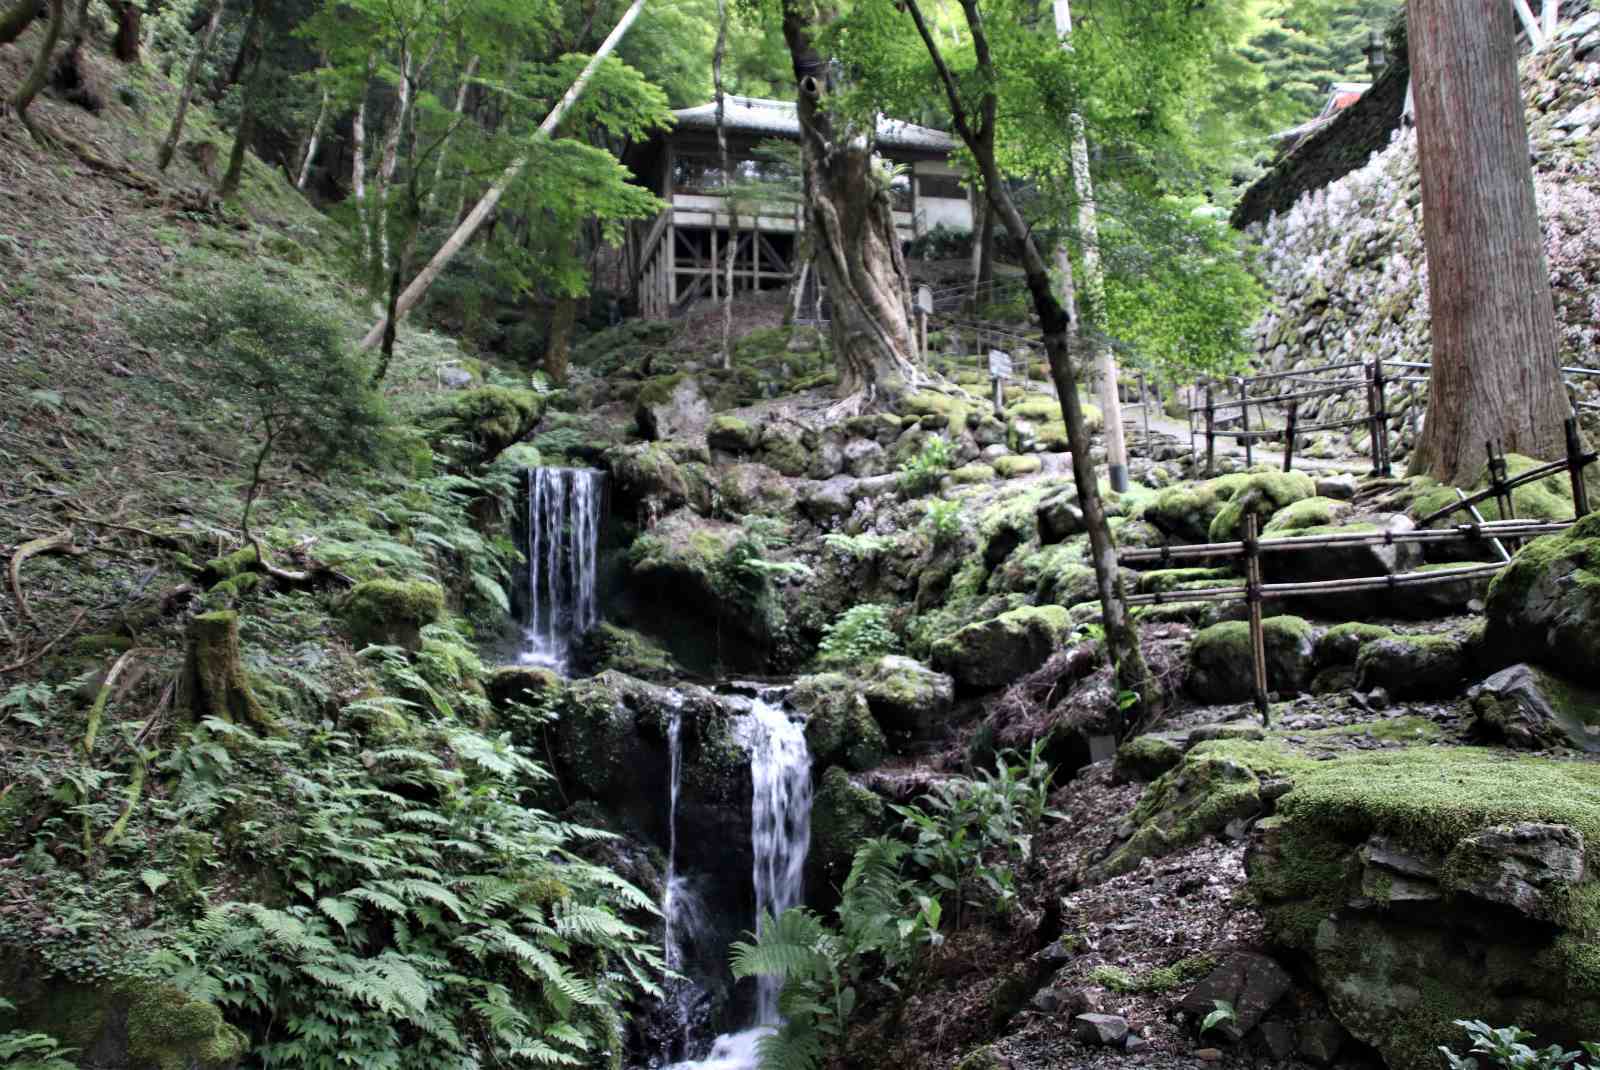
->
[9,531,84,624]
[83,648,141,757]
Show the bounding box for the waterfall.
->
[659,695,812,1070]
[660,705,709,1059]
[519,467,603,671]
[735,696,813,1026]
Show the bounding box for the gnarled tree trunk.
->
[781,1,921,408]
[1408,0,1570,484]
[158,1,223,171]
[11,0,63,144]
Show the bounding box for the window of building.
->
[918,173,966,200]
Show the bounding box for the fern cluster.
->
[815,605,899,668]
[895,437,954,496]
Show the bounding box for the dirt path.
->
[1130,402,1359,476]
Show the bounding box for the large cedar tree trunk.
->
[1408,0,1569,484]
[781,2,920,407]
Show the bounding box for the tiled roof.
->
[670,96,955,153]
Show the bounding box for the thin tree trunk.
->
[109,0,137,61]
[224,0,258,86]
[296,69,330,190]
[785,257,810,326]
[357,0,647,351]
[0,0,37,45]
[1407,0,1569,484]
[968,186,985,302]
[714,0,735,368]
[780,0,920,407]
[351,61,371,269]
[11,0,65,144]
[218,0,269,198]
[906,0,1155,716]
[427,53,478,210]
[975,199,994,308]
[372,46,416,277]
[1054,0,1127,490]
[158,1,224,171]
[546,294,577,383]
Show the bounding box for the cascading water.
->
[661,694,811,1070]
[519,467,603,671]
[660,705,712,1060]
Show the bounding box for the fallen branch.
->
[9,532,84,624]
[83,649,142,757]
[65,513,185,549]
[0,607,89,673]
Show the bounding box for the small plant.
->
[816,604,899,667]
[1440,1020,1600,1070]
[1201,999,1237,1036]
[0,1001,78,1070]
[923,498,964,546]
[897,436,954,496]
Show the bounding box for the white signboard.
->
[988,349,1013,380]
[915,285,934,316]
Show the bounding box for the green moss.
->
[635,372,688,408]
[1414,454,1578,524]
[1137,566,1236,594]
[1355,633,1469,700]
[809,766,886,888]
[1208,471,1317,541]
[793,674,886,771]
[1188,615,1315,700]
[902,389,974,435]
[1113,733,1184,782]
[1300,715,1445,744]
[441,386,543,458]
[993,454,1042,479]
[707,413,761,452]
[1089,954,1217,993]
[1145,474,1252,543]
[1263,495,1347,533]
[340,579,446,650]
[72,633,135,655]
[123,980,247,1070]
[1006,395,1061,422]
[205,547,260,580]
[586,623,679,681]
[948,463,996,485]
[1316,622,1397,667]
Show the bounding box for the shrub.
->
[924,498,964,546]
[897,436,954,496]
[1440,1020,1600,1070]
[817,604,899,667]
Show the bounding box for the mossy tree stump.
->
[180,611,273,732]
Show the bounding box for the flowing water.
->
[659,695,812,1070]
[519,467,603,671]
[660,704,712,1059]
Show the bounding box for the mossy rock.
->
[635,374,709,441]
[947,463,996,485]
[1470,662,1600,752]
[1137,566,1236,594]
[901,390,973,435]
[1245,743,1600,1069]
[1207,471,1317,542]
[1113,733,1184,783]
[1355,633,1471,700]
[1262,495,1351,534]
[340,579,445,651]
[860,655,955,738]
[1485,512,1600,674]
[1144,474,1251,544]
[486,665,562,709]
[436,386,544,461]
[1315,622,1396,668]
[808,766,886,896]
[994,454,1043,479]
[792,673,886,771]
[579,622,681,682]
[604,442,688,517]
[757,422,811,477]
[2,977,245,1070]
[931,604,1071,691]
[707,413,762,453]
[1411,453,1580,525]
[1187,616,1316,702]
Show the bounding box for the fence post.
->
[1239,378,1254,468]
[1373,353,1391,476]
[1364,360,1380,477]
[1488,439,1514,521]
[1282,399,1299,474]
[1566,416,1591,518]
[1245,512,1271,726]
[1205,384,1216,476]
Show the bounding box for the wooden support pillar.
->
[1240,379,1253,468]
[1204,384,1216,477]
[1567,417,1591,518]
[1373,353,1391,476]
[1244,513,1270,726]
[1283,400,1299,473]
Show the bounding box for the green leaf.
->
[140,869,170,895]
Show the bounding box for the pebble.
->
[1195,1049,1223,1062]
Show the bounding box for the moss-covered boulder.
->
[1136,566,1236,595]
[717,463,798,518]
[758,421,813,478]
[486,665,562,709]
[635,374,709,441]
[1411,453,1580,524]
[860,655,955,738]
[605,442,689,520]
[1471,663,1600,752]
[994,454,1043,479]
[707,413,762,454]
[1113,734,1185,783]
[791,673,886,771]
[1144,474,1250,544]
[1314,622,1397,668]
[1484,513,1600,674]
[807,766,887,899]
[931,605,1072,691]
[1355,633,1471,700]
[1207,471,1317,542]
[0,976,245,1070]
[434,386,544,461]
[1036,488,1084,544]
[947,463,997,485]
[577,623,681,681]
[1186,616,1316,702]
[1261,495,1351,534]
[1246,745,1600,1069]
[1261,515,1425,618]
[340,579,445,651]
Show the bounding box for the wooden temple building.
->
[624,96,972,319]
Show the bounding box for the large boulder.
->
[1186,616,1316,702]
[808,766,887,904]
[1036,488,1085,544]
[636,374,710,441]
[1262,515,1425,618]
[0,975,245,1070]
[605,442,689,521]
[1484,513,1600,673]
[1246,745,1600,1069]
[1471,662,1600,752]
[931,605,1072,691]
[1207,471,1316,541]
[1144,475,1251,544]
[1355,633,1472,700]
[340,579,444,651]
[707,413,762,454]
[860,655,955,738]
[790,673,886,771]
[431,386,543,462]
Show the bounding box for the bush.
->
[817,604,899,667]
[924,499,964,546]
[1441,1020,1600,1070]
